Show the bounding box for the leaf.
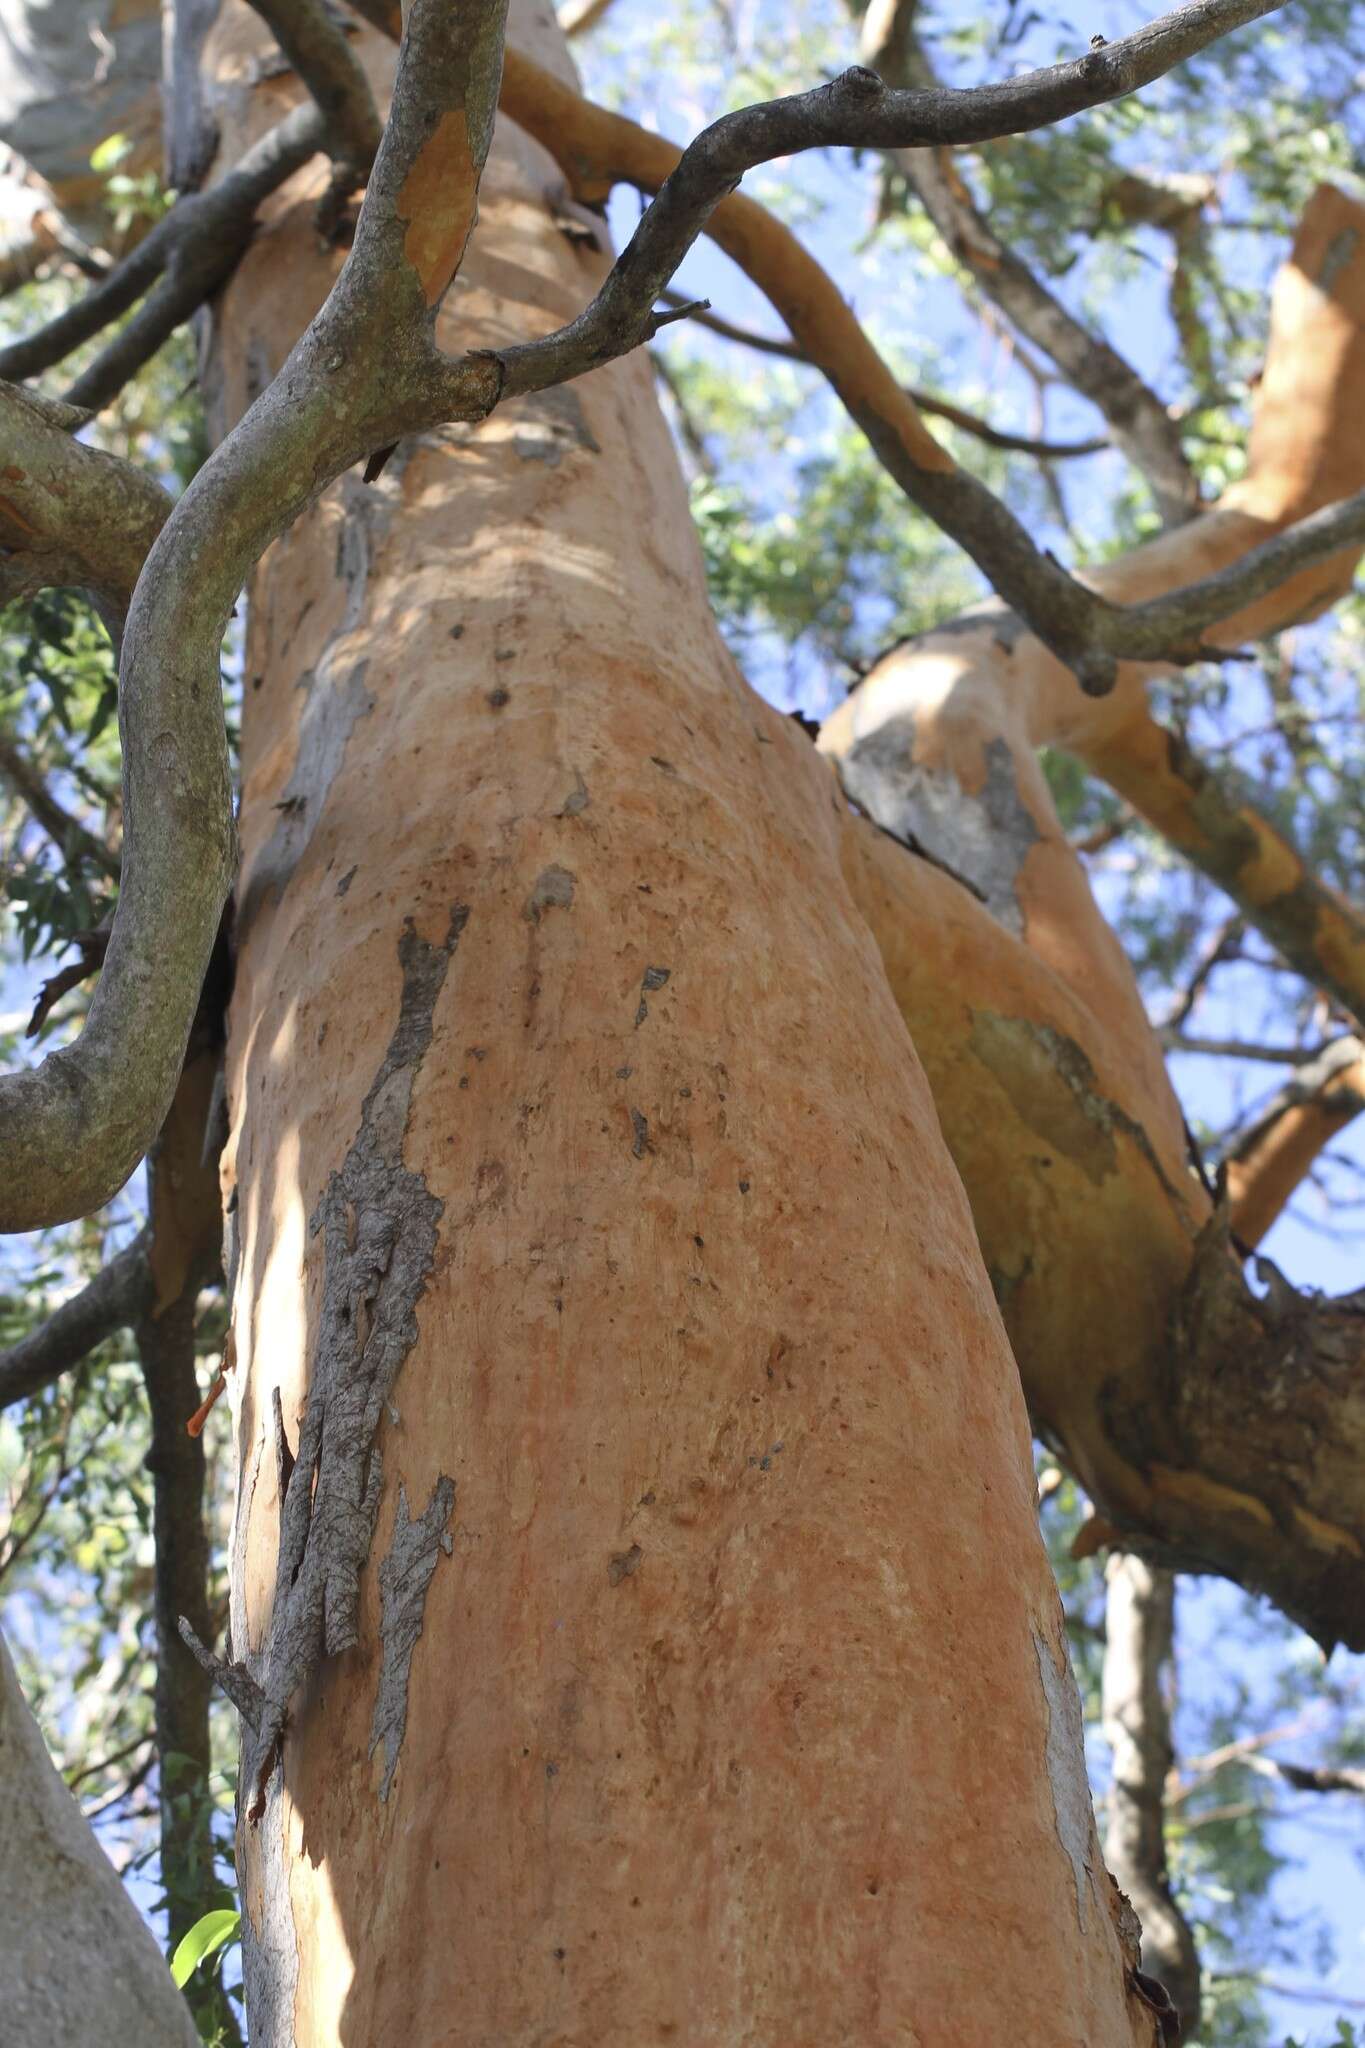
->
[170,1908,241,1987]
[90,132,132,174]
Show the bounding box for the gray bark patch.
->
[635,963,670,1026]
[524,864,576,922]
[369,1475,456,1802]
[218,908,466,1825]
[246,657,373,909]
[969,1010,1190,1211]
[239,459,415,933]
[838,722,1039,933]
[1319,226,1359,294]
[1032,1626,1097,1932]
[608,1543,643,1585]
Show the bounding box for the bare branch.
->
[0,737,120,880]
[0,0,509,1232]
[559,0,620,32]
[854,0,1200,525]
[1163,1033,1326,1064]
[1087,717,1365,1033]
[0,102,324,401]
[245,0,381,176]
[27,926,113,1039]
[1158,911,1245,1031]
[655,288,1113,460]
[1244,1752,1365,1795]
[500,22,1365,696]
[0,1230,151,1410]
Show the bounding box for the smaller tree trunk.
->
[0,1627,200,2048]
[137,1048,241,2046]
[1102,1556,1201,2036]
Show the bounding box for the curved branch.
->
[0,0,510,1233]
[0,380,170,629]
[497,27,1329,696]
[0,1231,151,1409]
[246,0,381,175]
[1223,1035,1365,1245]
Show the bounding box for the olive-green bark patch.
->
[969,1010,1184,1203]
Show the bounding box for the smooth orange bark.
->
[206,5,1156,2042]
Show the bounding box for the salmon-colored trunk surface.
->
[208,3,1155,2040]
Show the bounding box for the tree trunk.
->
[202,5,1157,2040]
[0,1629,201,2048]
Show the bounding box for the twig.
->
[26,926,113,1039]
[1163,1032,1323,1064]
[655,287,1113,459]
[1159,912,1245,1031]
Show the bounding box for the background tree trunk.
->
[201,2,1159,2040]
[0,1628,201,2048]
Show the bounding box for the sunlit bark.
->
[205,4,1157,2040]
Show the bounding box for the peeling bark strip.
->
[369,1476,456,1801]
[185,908,466,1817]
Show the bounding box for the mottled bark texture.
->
[0,1628,201,2048]
[821,182,1365,1650]
[205,3,1156,2041]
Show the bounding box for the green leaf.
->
[89,132,132,173]
[170,1909,241,1988]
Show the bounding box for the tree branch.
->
[0,0,510,1232]
[655,287,1113,460]
[136,1051,239,2045]
[0,1231,152,1410]
[559,0,620,32]
[1222,1035,1365,1246]
[0,102,325,404]
[499,21,1355,699]
[0,380,170,632]
[245,0,381,178]
[0,736,120,880]
[854,0,1200,526]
